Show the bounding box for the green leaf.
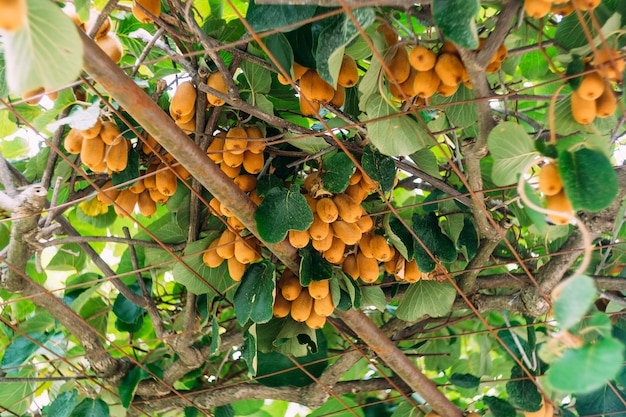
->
[265,33,293,76]
[79,297,109,336]
[186,407,202,417]
[119,367,147,409]
[575,385,626,417]
[432,0,480,49]
[488,121,538,186]
[1,332,51,373]
[321,151,355,193]
[47,243,87,272]
[48,390,78,417]
[0,136,29,159]
[456,217,478,261]
[242,325,258,376]
[519,50,549,80]
[255,184,314,244]
[418,331,460,371]
[19,311,55,334]
[71,398,110,417]
[553,275,597,330]
[300,245,333,286]
[245,0,317,33]
[309,397,365,417]
[364,95,430,157]
[361,145,396,194]
[241,59,271,95]
[449,372,480,389]
[412,213,457,272]
[315,8,375,86]
[566,55,585,90]
[385,215,414,261]
[505,365,542,412]
[390,403,420,417]
[3,0,83,95]
[112,281,145,324]
[546,337,625,393]
[232,400,264,416]
[395,281,456,321]
[172,236,233,296]
[483,396,516,417]
[257,330,328,386]
[431,84,477,129]
[234,261,276,325]
[360,286,387,311]
[410,148,441,179]
[558,148,618,212]
[0,372,34,416]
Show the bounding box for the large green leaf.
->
[299,245,333,286]
[119,367,148,409]
[265,33,293,77]
[255,184,314,243]
[483,396,516,417]
[309,397,364,417]
[519,50,550,80]
[48,390,78,417]
[315,8,375,86]
[432,0,480,49]
[558,148,618,212]
[1,332,51,373]
[3,0,83,95]
[361,145,396,194]
[234,261,276,325]
[245,0,317,33]
[0,371,34,416]
[321,151,355,194]
[488,121,538,186]
[395,281,456,321]
[71,398,110,417]
[384,215,414,261]
[505,365,542,412]
[575,385,626,417]
[546,337,625,393]
[431,84,477,129]
[365,95,430,156]
[553,275,597,330]
[240,59,271,95]
[412,213,457,272]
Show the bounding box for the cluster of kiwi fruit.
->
[377,25,507,101]
[168,76,229,134]
[273,269,335,329]
[538,161,573,225]
[524,0,599,18]
[570,47,623,125]
[64,5,123,64]
[278,55,358,116]
[201,125,268,280]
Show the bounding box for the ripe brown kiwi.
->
[308,279,330,300]
[290,290,313,322]
[216,230,237,259]
[222,150,244,168]
[311,231,334,252]
[337,55,359,87]
[137,189,157,217]
[357,252,380,283]
[97,180,120,206]
[434,53,465,87]
[227,257,247,281]
[524,0,552,18]
[279,271,303,301]
[64,128,83,154]
[170,81,197,121]
[96,33,123,64]
[413,69,441,99]
[80,118,103,139]
[342,253,359,280]
[332,220,362,246]
[369,234,393,262]
[132,0,161,23]
[316,197,339,223]
[299,95,321,117]
[99,121,122,145]
[330,84,346,107]
[244,126,266,154]
[376,24,398,46]
[203,238,225,268]
[234,237,258,264]
[206,71,228,106]
[594,47,624,82]
[390,69,417,99]
[114,189,138,218]
[155,164,177,196]
[242,151,264,174]
[288,229,310,248]
[299,70,335,103]
[333,193,362,223]
[80,136,106,167]
[546,190,574,225]
[404,259,421,283]
[224,127,248,155]
[596,81,617,118]
[22,87,45,105]
[323,237,346,264]
[149,188,169,204]
[314,293,335,317]
[309,214,331,241]
[409,45,437,71]
[576,71,605,100]
[233,174,257,192]
[207,135,225,164]
[305,308,326,329]
[538,162,563,196]
[106,138,129,172]
[386,47,411,84]
[85,10,112,39]
[0,0,26,32]
[273,290,291,318]
[570,90,597,125]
